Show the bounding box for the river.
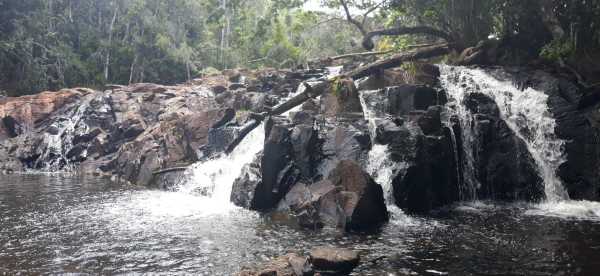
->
[1,174,600,275]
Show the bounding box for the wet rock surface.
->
[0,69,318,187]
[238,247,359,276]
[277,160,388,231]
[485,67,600,201]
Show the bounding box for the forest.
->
[1,0,599,96]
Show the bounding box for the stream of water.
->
[2,66,600,275]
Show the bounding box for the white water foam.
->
[440,65,600,221]
[439,65,568,202]
[359,89,415,224]
[177,123,265,213]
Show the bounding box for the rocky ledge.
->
[1,62,599,226]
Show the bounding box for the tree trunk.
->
[104,2,118,81]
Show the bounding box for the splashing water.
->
[439,65,568,202]
[359,89,414,222]
[36,94,94,172]
[177,124,265,213]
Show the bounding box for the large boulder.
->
[309,247,360,275]
[279,160,388,231]
[231,117,301,210]
[391,121,460,213]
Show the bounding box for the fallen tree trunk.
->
[309,50,392,65]
[224,44,450,153]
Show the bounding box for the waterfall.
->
[439,65,569,202]
[178,124,265,208]
[177,79,310,208]
[36,94,93,172]
[359,91,408,203]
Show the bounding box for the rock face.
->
[360,83,461,213]
[480,67,600,201]
[462,92,544,201]
[0,69,318,186]
[278,160,388,231]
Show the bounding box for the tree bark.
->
[362,26,453,50]
[104,2,118,81]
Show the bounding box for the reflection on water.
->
[1,174,600,275]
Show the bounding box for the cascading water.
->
[359,90,414,223]
[176,78,311,210]
[177,123,265,211]
[439,65,568,202]
[36,95,93,172]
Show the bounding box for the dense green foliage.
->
[1,0,599,95]
[0,0,358,95]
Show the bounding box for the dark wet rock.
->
[360,85,442,117]
[279,161,388,231]
[211,85,228,94]
[229,83,246,90]
[318,121,371,177]
[290,111,314,126]
[464,92,544,201]
[232,117,302,210]
[290,124,319,178]
[300,99,320,113]
[231,153,263,208]
[2,116,23,138]
[392,130,460,213]
[499,68,600,201]
[150,169,187,190]
[417,106,443,135]
[309,247,360,275]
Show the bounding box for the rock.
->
[319,122,371,177]
[328,160,388,230]
[2,116,23,138]
[464,92,545,201]
[320,78,363,117]
[229,83,246,90]
[309,247,360,275]
[290,124,319,178]
[211,85,228,94]
[417,106,443,135]
[231,153,263,208]
[279,161,388,231]
[392,132,460,213]
[0,89,86,140]
[360,85,442,117]
[238,253,313,276]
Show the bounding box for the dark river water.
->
[1,174,600,275]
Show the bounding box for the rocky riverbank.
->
[1,62,599,226]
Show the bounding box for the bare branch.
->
[362,26,453,50]
[340,0,367,36]
[361,0,386,26]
